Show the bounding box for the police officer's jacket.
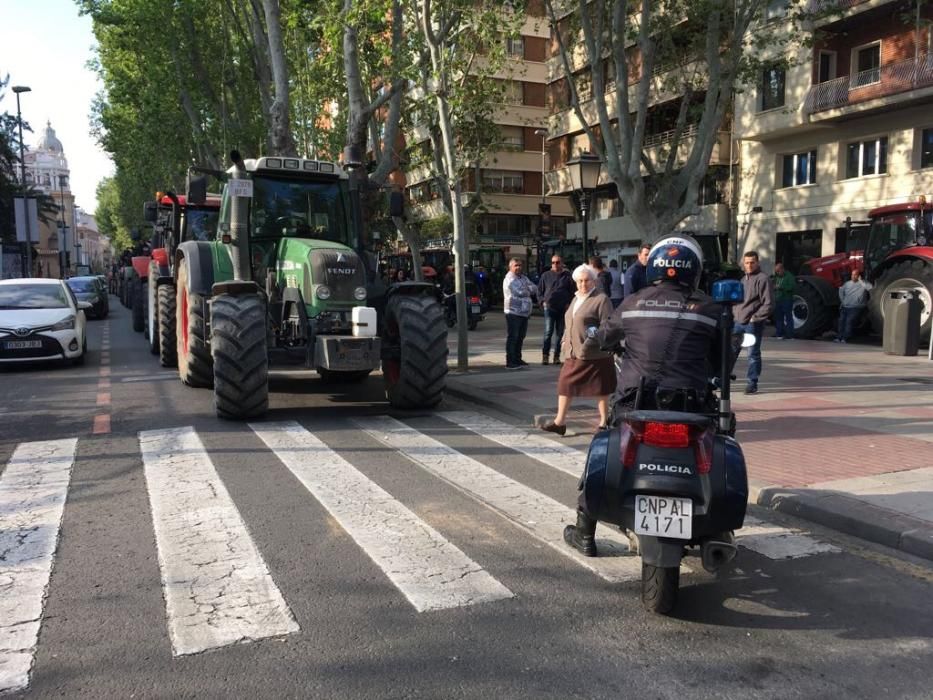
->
[597,280,722,395]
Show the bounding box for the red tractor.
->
[792,200,933,339]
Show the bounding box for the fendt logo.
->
[327,267,356,275]
[637,463,694,476]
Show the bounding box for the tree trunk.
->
[262,0,297,156]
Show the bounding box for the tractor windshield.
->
[184,208,220,242]
[251,175,352,245]
[866,211,932,272]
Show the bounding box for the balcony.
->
[804,53,933,116]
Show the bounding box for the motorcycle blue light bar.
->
[712,279,744,304]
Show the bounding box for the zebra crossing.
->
[0,411,840,694]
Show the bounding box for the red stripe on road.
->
[92,414,111,434]
[99,366,111,377]
[96,392,111,406]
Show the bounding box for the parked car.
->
[0,278,89,365]
[66,276,109,319]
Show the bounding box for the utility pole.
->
[58,175,68,278]
[13,85,33,277]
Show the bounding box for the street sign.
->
[14,197,38,244]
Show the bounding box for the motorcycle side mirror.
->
[741,332,757,348]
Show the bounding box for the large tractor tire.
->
[175,258,213,387]
[210,293,269,420]
[382,294,448,409]
[792,282,834,339]
[158,284,177,368]
[147,269,159,355]
[868,259,933,339]
[641,563,679,615]
[132,278,145,332]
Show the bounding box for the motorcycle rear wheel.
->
[641,563,679,614]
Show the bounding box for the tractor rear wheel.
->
[175,258,213,387]
[869,259,933,339]
[382,294,448,409]
[147,267,159,355]
[132,278,145,332]
[211,293,269,420]
[792,282,834,339]
[158,283,177,368]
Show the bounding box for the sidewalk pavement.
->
[444,314,933,562]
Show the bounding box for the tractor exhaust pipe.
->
[701,533,737,573]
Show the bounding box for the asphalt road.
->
[1,301,932,699]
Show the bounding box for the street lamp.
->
[566,151,602,262]
[58,175,68,278]
[12,85,32,277]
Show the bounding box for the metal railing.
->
[643,122,700,148]
[808,0,871,11]
[804,53,933,113]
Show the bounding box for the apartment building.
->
[736,0,933,273]
[543,12,736,269]
[402,0,574,269]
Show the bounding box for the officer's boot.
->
[563,508,598,557]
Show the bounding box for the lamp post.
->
[58,175,68,278]
[566,151,602,262]
[12,85,32,277]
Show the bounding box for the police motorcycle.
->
[439,274,485,331]
[580,274,751,615]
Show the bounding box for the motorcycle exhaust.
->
[700,533,737,573]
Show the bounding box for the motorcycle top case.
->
[580,424,748,536]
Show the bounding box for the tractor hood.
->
[275,239,366,312]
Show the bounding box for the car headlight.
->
[353,286,367,301]
[50,315,76,331]
[315,285,332,300]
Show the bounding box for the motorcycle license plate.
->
[470,305,481,314]
[634,495,693,540]
[4,340,42,349]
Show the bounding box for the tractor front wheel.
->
[132,278,145,333]
[175,258,213,387]
[382,294,448,409]
[158,283,177,368]
[147,267,159,355]
[210,293,269,420]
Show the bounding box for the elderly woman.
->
[541,264,616,435]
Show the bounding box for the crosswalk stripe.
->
[139,427,298,656]
[250,421,513,612]
[439,411,585,477]
[355,416,644,582]
[738,516,841,559]
[0,438,78,694]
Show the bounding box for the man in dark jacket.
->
[732,251,774,394]
[590,256,613,298]
[537,255,575,364]
[622,243,651,298]
[564,235,722,557]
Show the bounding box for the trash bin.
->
[882,290,922,356]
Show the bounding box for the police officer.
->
[563,235,722,557]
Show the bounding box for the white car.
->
[0,278,90,365]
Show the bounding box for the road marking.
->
[98,378,111,391]
[139,427,298,656]
[355,416,643,582]
[92,414,110,435]
[251,422,513,612]
[738,516,841,559]
[99,366,110,377]
[0,438,78,694]
[439,411,586,477]
[95,392,110,407]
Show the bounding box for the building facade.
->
[735,0,933,272]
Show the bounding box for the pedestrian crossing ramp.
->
[0,412,840,693]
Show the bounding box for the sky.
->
[0,0,114,216]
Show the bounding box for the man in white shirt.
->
[503,258,537,369]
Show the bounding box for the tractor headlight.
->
[51,315,76,331]
[353,286,367,301]
[315,285,332,300]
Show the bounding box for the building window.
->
[818,51,837,83]
[575,72,593,101]
[851,42,881,88]
[499,125,524,150]
[760,64,786,111]
[502,80,523,106]
[482,170,524,194]
[921,128,933,168]
[781,150,817,187]
[506,36,524,58]
[846,137,888,178]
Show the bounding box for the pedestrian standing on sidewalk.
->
[732,251,774,395]
[590,256,612,298]
[540,265,616,435]
[623,243,651,298]
[608,259,624,308]
[772,262,796,339]
[836,268,873,343]
[503,258,537,369]
[537,255,575,365]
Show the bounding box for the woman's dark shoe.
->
[541,421,566,436]
[563,510,598,557]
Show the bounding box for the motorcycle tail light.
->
[469,296,481,304]
[643,422,690,448]
[693,426,714,475]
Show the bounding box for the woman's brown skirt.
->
[557,356,617,397]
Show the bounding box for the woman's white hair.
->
[572,264,596,283]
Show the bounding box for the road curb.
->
[448,375,933,563]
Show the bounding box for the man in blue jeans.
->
[537,255,575,365]
[503,258,537,369]
[732,251,774,394]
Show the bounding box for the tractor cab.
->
[864,203,933,279]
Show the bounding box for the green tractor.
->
[178,151,448,419]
